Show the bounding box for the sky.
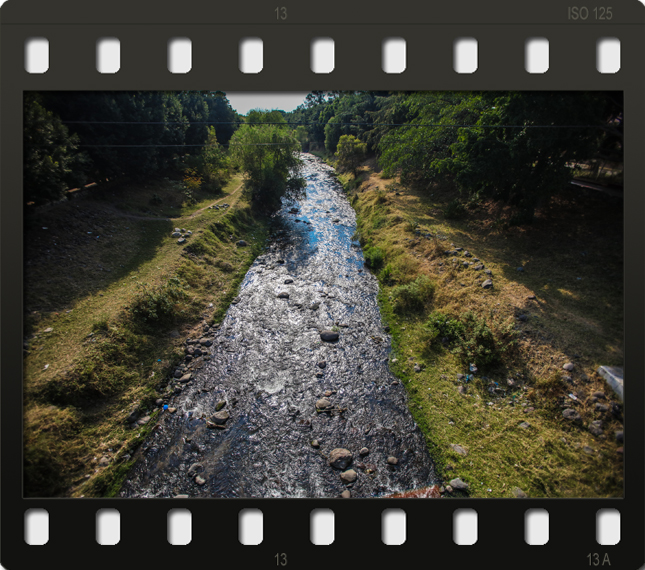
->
[225,92,310,115]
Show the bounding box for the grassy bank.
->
[23,174,269,497]
[345,160,624,498]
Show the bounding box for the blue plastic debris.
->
[163,404,169,411]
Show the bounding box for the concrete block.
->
[597,366,623,402]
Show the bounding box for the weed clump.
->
[425,310,517,368]
[363,246,385,270]
[443,199,466,219]
[392,275,436,313]
[129,276,190,326]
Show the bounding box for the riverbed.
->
[120,154,437,498]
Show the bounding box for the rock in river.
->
[211,410,230,425]
[316,397,332,410]
[320,330,339,342]
[340,469,357,484]
[329,448,352,470]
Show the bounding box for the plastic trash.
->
[163,404,169,411]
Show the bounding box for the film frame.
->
[2,0,644,568]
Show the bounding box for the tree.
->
[378,91,614,222]
[23,94,88,204]
[334,134,367,176]
[229,115,304,209]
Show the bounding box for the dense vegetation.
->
[24,92,302,209]
[286,90,623,222]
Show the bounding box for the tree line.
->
[25,90,623,222]
[286,90,623,222]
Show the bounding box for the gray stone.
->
[563,362,575,371]
[595,403,610,413]
[449,444,468,456]
[277,292,290,299]
[449,478,469,491]
[583,446,595,455]
[126,409,139,423]
[311,439,320,448]
[236,240,248,247]
[171,232,182,238]
[284,279,294,284]
[341,490,351,498]
[615,431,624,443]
[195,475,206,486]
[316,397,331,409]
[387,456,398,465]
[414,364,422,373]
[136,416,151,425]
[518,422,531,429]
[177,238,186,245]
[340,469,357,484]
[317,361,327,369]
[179,373,192,383]
[329,448,352,470]
[211,410,230,424]
[98,456,110,467]
[563,409,582,423]
[359,447,369,456]
[481,279,493,289]
[320,330,339,342]
[512,487,528,498]
[589,420,604,437]
[200,338,213,347]
[215,400,226,411]
[187,463,203,475]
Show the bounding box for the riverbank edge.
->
[341,158,624,499]
[23,180,271,498]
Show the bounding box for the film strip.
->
[2,0,644,568]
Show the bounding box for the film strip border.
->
[1,23,643,90]
[2,0,645,568]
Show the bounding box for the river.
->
[120,154,437,498]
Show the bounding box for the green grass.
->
[23,173,269,497]
[350,163,624,498]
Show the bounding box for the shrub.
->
[443,199,466,219]
[425,310,517,368]
[129,277,189,326]
[392,275,435,313]
[363,246,384,270]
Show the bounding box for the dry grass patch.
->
[349,160,624,498]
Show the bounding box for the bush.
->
[443,199,466,219]
[129,277,189,326]
[425,310,517,368]
[363,246,384,270]
[392,275,435,313]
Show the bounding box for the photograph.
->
[22,90,624,499]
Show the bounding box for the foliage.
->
[363,246,384,269]
[377,91,619,222]
[23,94,89,204]
[182,168,202,204]
[425,310,517,368]
[391,275,436,313]
[334,134,367,176]
[443,198,467,219]
[129,277,190,326]
[229,113,304,209]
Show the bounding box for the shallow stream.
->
[121,154,437,498]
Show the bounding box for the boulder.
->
[449,478,469,491]
[329,448,352,470]
[340,469,357,484]
[320,330,339,342]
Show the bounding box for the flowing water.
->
[121,154,437,498]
